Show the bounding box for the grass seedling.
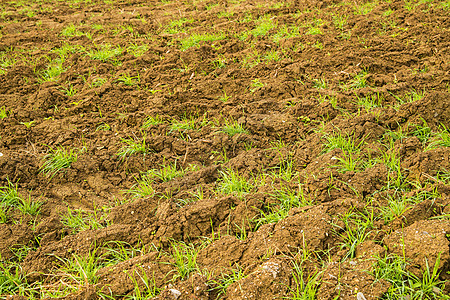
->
[96,123,111,131]
[347,69,368,89]
[322,129,365,154]
[288,260,322,300]
[102,241,145,266]
[125,174,154,199]
[313,78,328,89]
[88,44,122,62]
[60,207,107,233]
[40,146,79,179]
[0,262,34,297]
[208,265,246,298]
[124,267,160,299]
[0,206,7,223]
[0,106,8,119]
[179,32,225,51]
[54,249,102,285]
[255,185,312,230]
[117,134,148,160]
[141,115,163,129]
[250,78,264,93]
[117,73,140,86]
[216,169,253,196]
[409,119,432,145]
[0,179,22,207]
[356,93,383,111]
[426,124,450,149]
[167,241,201,281]
[170,115,208,133]
[333,151,361,173]
[218,90,231,102]
[91,77,107,87]
[127,43,148,57]
[17,196,43,216]
[221,119,248,136]
[62,84,77,97]
[372,253,449,299]
[332,208,374,261]
[148,161,185,182]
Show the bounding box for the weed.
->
[0,106,8,119]
[0,179,22,207]
[91,77,107,87]
[372,253,449,299]
[145,160,185,182]
[332,208,374,260]
[40,146,79,179]
[179,32,225,51]
[96,122,111,131]
[117,134,148,159]
[251,14,276,37]
[17,196,43,216]
[117,73,140,86]
[426,124,450,149]
[102,241,145,266]
[60,207,107,233]
[313,78,328,89]
[356,93,383,111]
[0,262,35,297]
[218,90,230,102]
[221,119,248,136]
[333,14,348,30]
[322,129,365,154]
[20,121,35,128]
[255,185,312,230]
[88,44,122,62]
[250,78,264,93]
[216,169,253,196]
[208,265,246,297]
[288,260,322,299]
[142,115,164,129]
[167,241,201,281]
[125,174,154,199]
[62,84,78,97]
[124,267,160,299]
[127,43,148,57]
[54,249,102,285]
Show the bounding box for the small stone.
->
[357,292,367,300]
[169,288,181,299]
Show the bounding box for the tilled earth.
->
[0,0,449,299]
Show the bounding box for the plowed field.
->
[0,0,449,299]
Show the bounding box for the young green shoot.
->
[40,146,79,179]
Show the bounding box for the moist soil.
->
[0,0,449,299]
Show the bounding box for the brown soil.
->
[0,0,449,299]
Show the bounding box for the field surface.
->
[0,0,450,299]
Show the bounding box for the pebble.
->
[357,292,367,300]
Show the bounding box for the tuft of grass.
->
[117,73,140,86]
[60,207,108,233]
[0,179,22,207]
[322,130,365,154]
[167,241,202,281]
[250,78,264,93]
[254,185,312,230]
[216,169,253,196]
[117,134,148,159]
[0,106,8,119]
[0,262,36,297]
[145,160,184,182]
[87,44,122,62]
[356,93,383,111]
[288,260,322,299]
[53,249,102,285]
[40,146,80,179]
[141,115,164,129]
[127,43,149,57]
[123,267,160,299]
[179,32,225,51]
[221,119,248,136]
[125,174,155,199]
[332,208,374,261]
[208,265,246,298]
[426,124,450,149]
[372,253,449,299]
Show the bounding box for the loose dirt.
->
[0,0,449,299]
